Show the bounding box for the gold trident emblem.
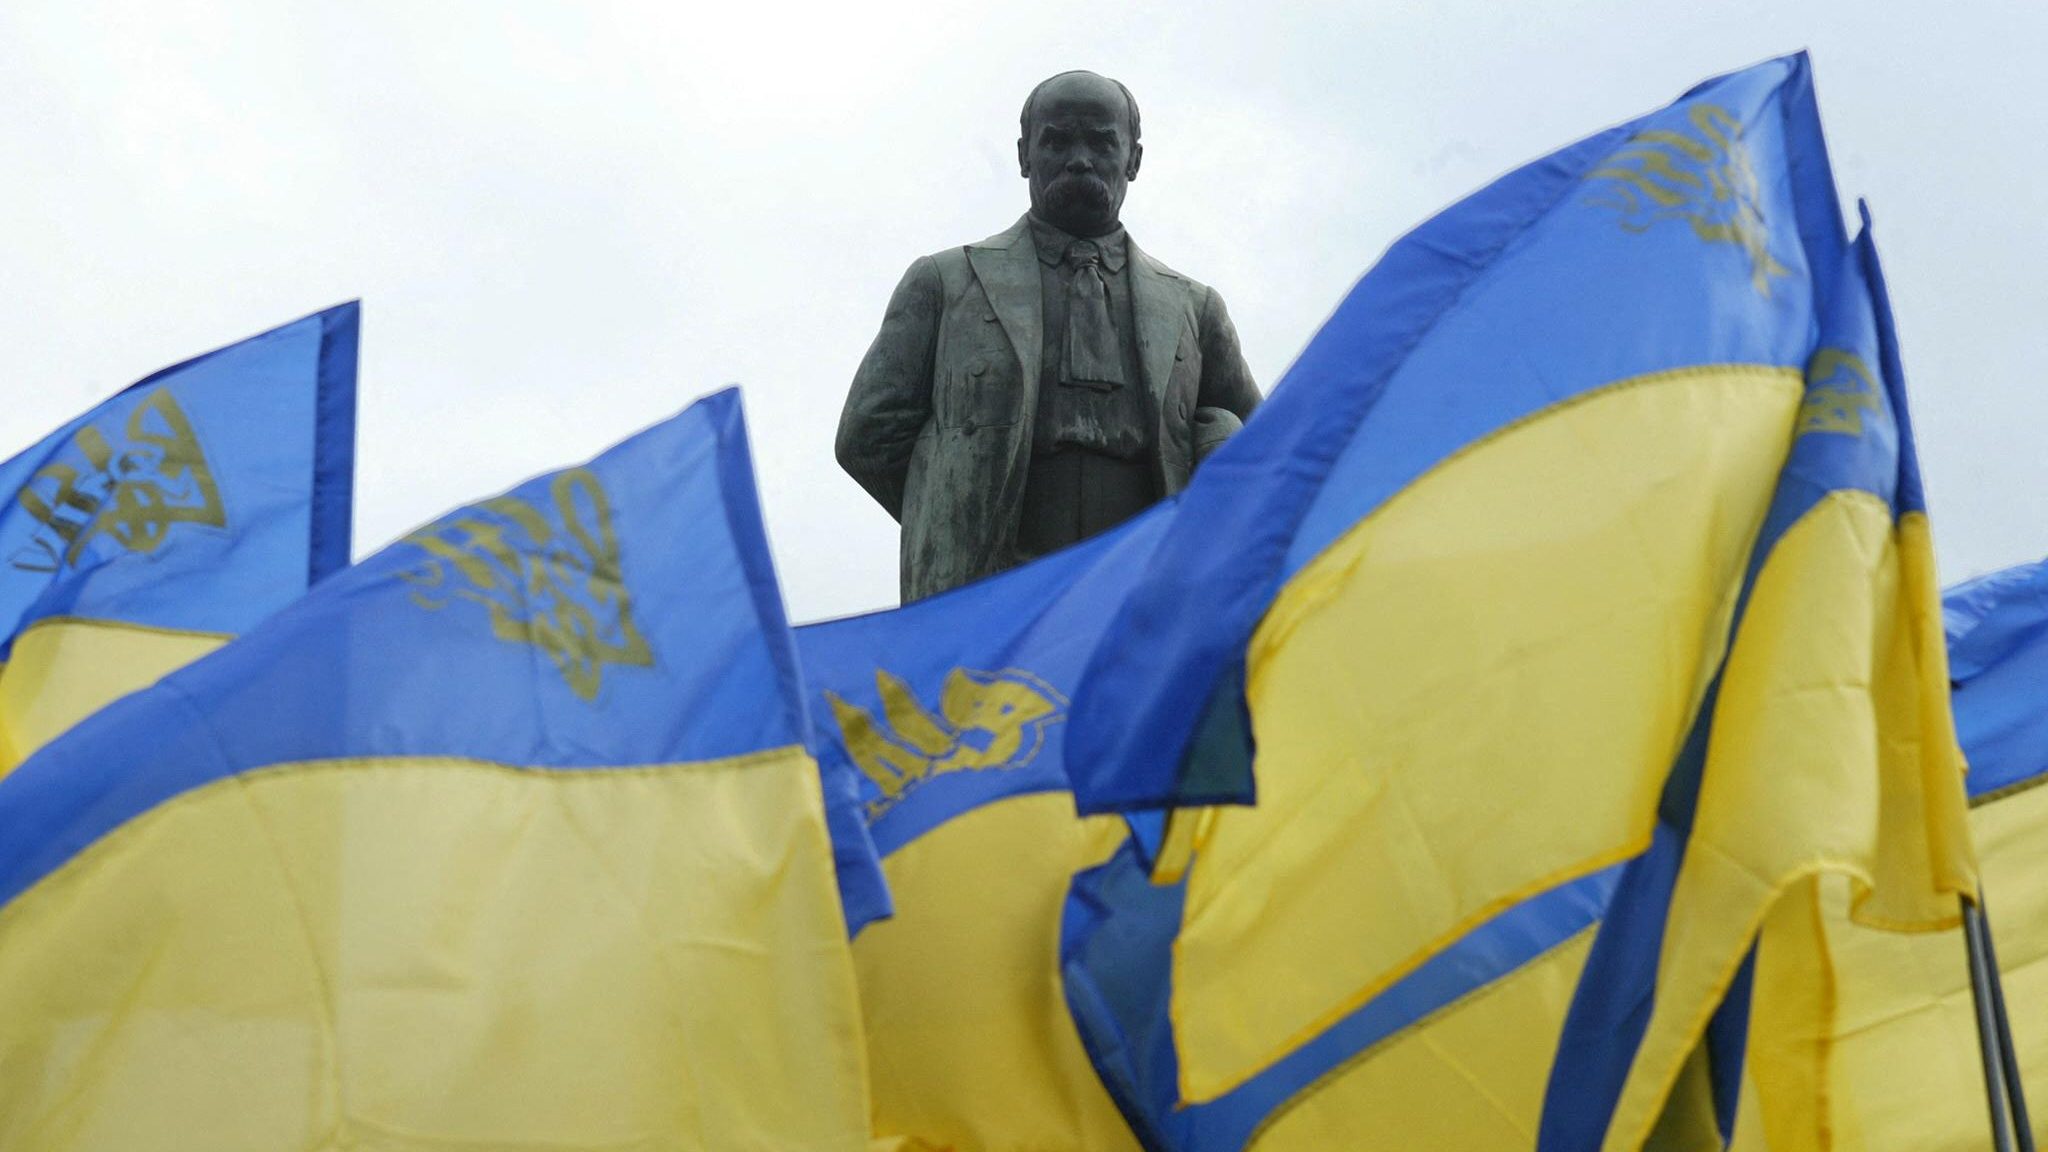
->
[400,468,654,702]
[1588,103,1791,297]
[1797,349,1883,438]
[827,667,1066,818]
[11,389,227,573]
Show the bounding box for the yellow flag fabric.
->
[1731,536,2048,1152]
[852,794,1140,1152]
[1777,785,2048,1151]
[1592,502,1974,1149]
[0,750,866,1151]
[0,619,224,767]
[1245,930,1597,1150]
[0,390,872,1151]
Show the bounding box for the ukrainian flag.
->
[0,389,872,1151]
[1726,555,2048,1151]
[1059,52,1894,1124]
[799,508,1174,1152]
[0,303,359,771]
[1540,211,1976,1150]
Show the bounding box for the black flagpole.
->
[1964,895,2027,1151]
[1975,893,2036,1151]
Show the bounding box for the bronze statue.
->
[837,70,1261,602]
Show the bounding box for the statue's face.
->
[1019,74,1141,238]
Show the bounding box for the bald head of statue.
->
[1017,70,1144,239]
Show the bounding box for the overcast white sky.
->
[3,1,2043,622]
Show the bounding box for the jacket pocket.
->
[937,352,1023,430]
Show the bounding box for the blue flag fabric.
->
[802,502,1171,860]
[0,388,875,1150]
[1946,558,2048,801]
[0,303,359,769]
[0,302,358,653]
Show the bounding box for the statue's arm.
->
[1195,286,1261,420]
[837,256,943,521]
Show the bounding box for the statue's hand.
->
[1192,406,1244,466]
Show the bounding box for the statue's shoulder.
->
[963,215,1031,252]
[928,216,1030,270]
[1130,240,1192,285]
[899,219,1023,290]
[1127,239,1226,319]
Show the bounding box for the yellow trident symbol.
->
[400,468,654,702]
[1588,103,1791,297]
[827,667,1066,816]
[11,389,226,573]
[1797,349,1883,437]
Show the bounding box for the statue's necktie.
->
[1061,241,1127,392]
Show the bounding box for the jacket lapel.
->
[1127,239,1189,409]
[967,216,1043,396]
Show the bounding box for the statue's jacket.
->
[839,214,1261,601]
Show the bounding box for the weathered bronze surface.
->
[838,71,1260,602]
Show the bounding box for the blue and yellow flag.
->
[1058,52,1897,1124]
[0,388,872,1151]
[0,303,359,770]
[1539,209,1976,1150]
[1718,555,2048,1152]
[799,509,1174,1152]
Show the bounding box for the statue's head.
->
[1018,70,1142,238]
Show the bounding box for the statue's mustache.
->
[1046,173,1113,209]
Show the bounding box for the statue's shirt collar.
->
[1027,215,1129,272]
